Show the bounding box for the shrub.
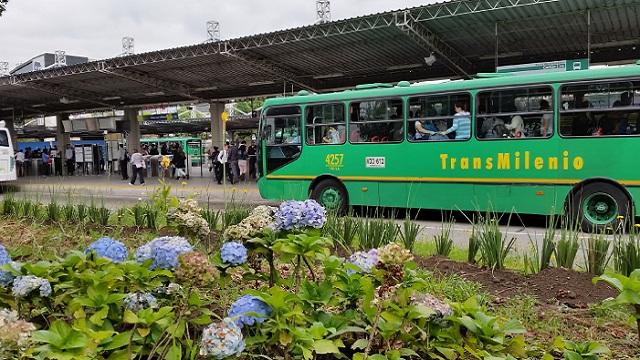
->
[594,269,640,340]
[525,213,557,274]
[556,218,580,269]
[434,216,454,257]
[583,233,611,275]
[399,213,421,253]
[476,212,516,270]
[613,226,640,277]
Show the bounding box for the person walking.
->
[238,140,248,182]
[129,149,145,186]
[211,146,222,184]
[15,149,25,177]
[118,144,129,180]
[227,141,240,184]
[172,147,187,181]
[64,144,75,176]
[217,143,229,184]
[247,140,257,180]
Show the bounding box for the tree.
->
[234,98,264,115]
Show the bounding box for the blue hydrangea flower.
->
[200,318,245,359]
[85,237,129,263]
[0,244,14,287]
[123,292,158,312]
[134,236,193,269]
[0,262,22,287]
[273,199,327,231]
[227,295,272,328]
[347,248,379,274]
[11,275,52,298]
[220,242,247,266]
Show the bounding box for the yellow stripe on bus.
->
[266,175,640,186]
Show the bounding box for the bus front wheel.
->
[310,179,348,215]
[570,182,631,232]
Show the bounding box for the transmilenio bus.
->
[257,63,640,230]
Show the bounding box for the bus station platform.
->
[7,175,269,209]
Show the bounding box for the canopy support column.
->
[125,108,140,154]
[56,114,70,175]
[210,102,226,150]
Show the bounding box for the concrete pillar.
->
[125,108,140,153]
[56,114,71,175]
[210,102,225,149]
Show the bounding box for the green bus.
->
[257,63,640,230]
[140,137,204,164]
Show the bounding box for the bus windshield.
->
[0,130,9,147]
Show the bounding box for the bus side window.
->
[408,93,471,142]
[560,81,640,137]
[305,103,345,145]
[349,99,403,143]
[476,86,553,140]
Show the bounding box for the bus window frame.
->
[261,106,304,147]
[474,84,555,142]
[347,96,405,145]
[303,102,347,147]
[558,78,640,139]
[406,91,474,143]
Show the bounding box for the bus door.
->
[0,128,16,182]
[260,106,302,174]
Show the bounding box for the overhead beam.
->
[409,0,560,21]
[395,10,473,78]
[100,68,204,101]
[223,49,319,92]
[18,82,112,107]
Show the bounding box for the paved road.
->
[1,175,592,254]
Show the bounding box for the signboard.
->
[74,146,84,163]
[83,146,93,163]
[497,59,589,75]
[143,113,179,122]
[365,157,385,168]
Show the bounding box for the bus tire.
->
[310,179,348,215]
[570,182,631,232]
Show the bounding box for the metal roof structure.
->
[1,0,640,121]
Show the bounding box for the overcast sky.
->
[0,0,435,68]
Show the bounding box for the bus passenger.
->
[322,127,340,144]
[506,115,526,138]
[439,103,470,140]
[540,100,553,137]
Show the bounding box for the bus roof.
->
[263,63,640,108]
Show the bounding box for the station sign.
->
[497,59,589,75]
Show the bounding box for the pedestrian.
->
[41,149,50,176]
[247,140,257,180]
[211,146,222,184]
[129,149,145,186]
[160,143,169,155]
[217,143,229,184]
[228,141,239,184]
[118,144,129,180]
[149,144,159,156]
[15,149,25,177]
[172,147,187,180]
[238,140,247,182]
[64,144,75,176]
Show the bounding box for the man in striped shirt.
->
[440,102,471,140]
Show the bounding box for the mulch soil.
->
[416,256,619,308]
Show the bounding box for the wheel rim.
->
[582,192,618,225]
[319,187,342,210]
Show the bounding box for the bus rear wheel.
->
[310,179,348,215]
[570,182,631,232]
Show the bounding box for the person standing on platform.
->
[118,144,129,180]
[238,140,248,182]
[217,143,229,185]
[65,144,75,176]
[227,141,239,184]
[247,140,257,180]
[211,146,222,184]
[129,149,145,186]
[172,147,187,181]
[15,149,25,177]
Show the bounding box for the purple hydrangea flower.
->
[200,318,245,359]
[135,236,193,269]
[227,295,272,328]
[11,275,52,298]
[220,242,247,266]
[0,244,14,287]
[85,237,129,263]
[273,199,327,231]
[347,248,379,274]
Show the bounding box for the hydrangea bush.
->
[85,237,129,263]
[135,236,193,269]
[0,244,16,287]
[223,205,277,241]
[347,248,379,274]
[0,309,36,356]
[220,242,248,266]
[123,292,158,312]
[168,199,211,239]
[227,295,272,328]
[11,276,52,298]
[200,318,245,359]
[273,200,326,231]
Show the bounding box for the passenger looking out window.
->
[306,103,345,145]
[408,93,470,141]
[440,103,471,140]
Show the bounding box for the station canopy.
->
[1,0,640,120]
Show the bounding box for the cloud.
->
[0,0,435,67]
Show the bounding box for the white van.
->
[0,122,17,183]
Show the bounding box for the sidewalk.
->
[9,174,269,208]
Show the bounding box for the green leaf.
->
[89,306,109,326]
[123,310,138,324]
[309,322,328,339]
[313,339,340,354]
[369,355,388,360]
[351,339,369,350]
[166,343,182,360]
[103,331,131,351]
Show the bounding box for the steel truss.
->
[0,0,559,107]
[19,82,111,107]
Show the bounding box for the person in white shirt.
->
[15,150,25,177]
[64,144,75,176]
[117,144,129,180]
[129,149,145,185]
